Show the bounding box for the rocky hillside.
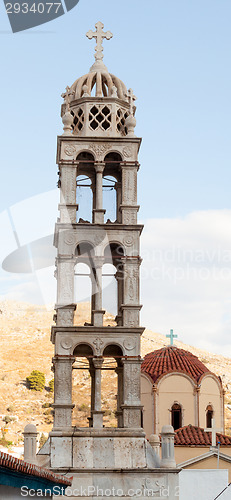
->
[0,300,231,456]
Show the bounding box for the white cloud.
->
[140,210,231,356]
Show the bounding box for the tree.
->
[26,370,45,391]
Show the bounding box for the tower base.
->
[37,431,180,499]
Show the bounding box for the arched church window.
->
[206,405,213,428]
[171,403,182,430]
[76,153,95,223]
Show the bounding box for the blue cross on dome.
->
[166,329,178,346]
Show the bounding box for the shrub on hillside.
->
[3,415,15,424]
[26,370,45,392]
[39,433,47,449]
[0,430,13,448]
[7,405,15,413]
[49,379,54,393]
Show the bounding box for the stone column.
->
[195,385,200,427]
[88,365,95,427]
[59,162,78,223]
[115,267,123,326]
[123,257,140,305]
[92,257,105,327]
[57,259,75,306]
[52,355,75,429]
[222,388,226,433]
[160,425,176,468]
[153,385,158,435]
[91,272,96,325]
[23,424,38,465]
[122,257,141,327]
[93,162,106,223]
[120,164,139,225]
[56,304,76,327]
[121,359,143,428]
[92,358,104,428]
[115,181,122,222]
[115,366,123,427]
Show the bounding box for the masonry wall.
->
[157,374,195,432]
[175,446,231,463]
[199,376,222,429]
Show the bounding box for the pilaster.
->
[52,355,75,429]
[122,358,143,428]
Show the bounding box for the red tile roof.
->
[174,425,231,446]
[0,450,72,485]
[141,346,211,383]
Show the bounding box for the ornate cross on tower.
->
[166,329,178,346]
[61,86,74,111]
[127,88,137,116]
[205,418,222,447]
[86,21,113,66]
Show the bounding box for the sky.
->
[0,0,231,356]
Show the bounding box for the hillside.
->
[0,300,231,455]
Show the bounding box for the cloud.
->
[140,210,231,356]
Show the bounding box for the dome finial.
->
[126,88,137,116]
[86,21,113,72]
[61,86,74,135]
[61,86,74,111]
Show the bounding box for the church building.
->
[141,344,225,438]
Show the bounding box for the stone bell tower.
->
[38,22,179,499]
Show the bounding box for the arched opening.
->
[104,153,122,223]
[102,345,124,428]
[72,343,94,427]
[171,403,182,430]
[104,242,124,262]
[76,153,95,223]
[206,405,214,428]
[103,175,117,222]
[74,262,92,323]
[104,243,125,325]
[102,263,117,323]
[74,242,95,324]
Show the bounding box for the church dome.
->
[141,346,211,383]
[69,22,128,101]
[71,70,128,100]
